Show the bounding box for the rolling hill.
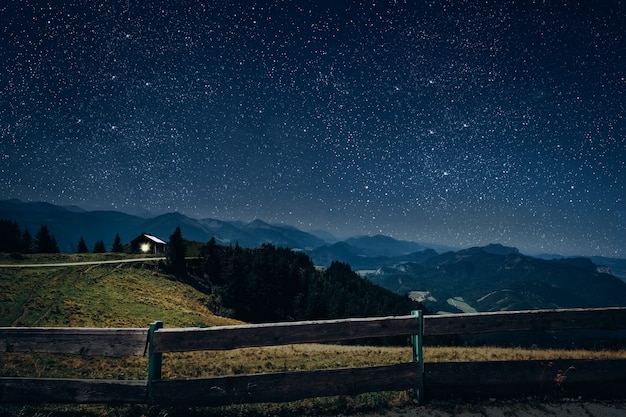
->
[0,254,240,328]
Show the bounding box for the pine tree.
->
[111,233,124,253]
[166,226,186,277]
[202,237,222,283]
[35,225,60,253]
[92,240,106,253]
[77,237,89,253]
[20,228,33,254]
[0,219,21,252]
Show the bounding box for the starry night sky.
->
[1,1,625,257]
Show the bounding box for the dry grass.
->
[4,343,625,381]
[0,260,240,328]
[160,344,626,379]
[3,345,626,417]
[424,345,626,363]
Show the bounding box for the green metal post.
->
[411,310,424,403]
[147,321,163,403]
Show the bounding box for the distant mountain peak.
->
[246,219,272,229]
[154,212,187,219]
[480,243,520,256]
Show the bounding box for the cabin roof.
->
[141,233,167,244]
[131,233,167,245]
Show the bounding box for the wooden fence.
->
[2,307,626,405]
[423,307,626,400]
[0,312,423,405]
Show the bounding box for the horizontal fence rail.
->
[0,379,147,404]
[2,307,626,405]
[422,307,626,336]
[153,315,421,352]
[152,362,420,406]
[425,359,626,400]
[0,327,148,356]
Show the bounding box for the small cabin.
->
[130,233,167,255]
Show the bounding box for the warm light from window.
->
[140,243,151,253]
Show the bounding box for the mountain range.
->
[367,244,626,313]
[3,199,626,313]
[0,199,451,262]
[0,199,327,252]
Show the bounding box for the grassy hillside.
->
[2,254,626,417]
[0,253,239,328]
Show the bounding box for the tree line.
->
[76,233,125,254]
[181,237,422,324]
[0,219,127,254]
[0,220,59,254]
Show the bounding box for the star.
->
[0,1,624,257]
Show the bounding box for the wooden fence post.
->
[411,310,424,403]
[147,321,163,403]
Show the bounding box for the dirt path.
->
[358,400,626,417]
[0,257,165,268]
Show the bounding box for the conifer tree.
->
[202,237,222,283]
[35,225,60,253]
[92,240,106,253]
[20,228,33,254]
[111,233,124,253]
[166,226,186,277]
[0,219,21,252]
[77,237,89,253]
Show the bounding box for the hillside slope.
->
[0,255,239,328]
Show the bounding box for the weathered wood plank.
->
[0,378,147,403]
[425,359,626,400]
[153,315,419,352]
[0,328,149,356]
[151,362,420,406]
[423,307,626,336]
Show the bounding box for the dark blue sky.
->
[1,1,624,257]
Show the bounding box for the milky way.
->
[1,1,625,257]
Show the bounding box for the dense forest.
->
[185,238,421,323]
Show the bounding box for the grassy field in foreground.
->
[2,344,626,417]
[2,254,626,417]
[3,343,626,380]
